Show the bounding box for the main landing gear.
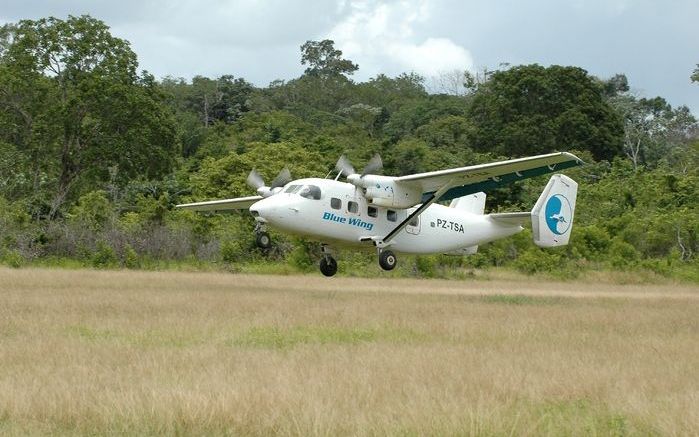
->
[378,249,397,271]
[319,244,338,277]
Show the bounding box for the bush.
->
[513,249,562,275]
[68,191,113,231]
[123,244,140,269]
[288,239,320,272]
[608,238,639,269]
[91,241,118,268]
[414,256,437,277]
[574,225,611,260]
[1,249,24,268]
[220,239,244,263]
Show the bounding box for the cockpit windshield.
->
[299,185,321,200]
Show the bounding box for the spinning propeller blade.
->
[335,155,356,177]
[362,154,383,176]
[246,169,265,190]
[270,167,292,189]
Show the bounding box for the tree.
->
[0,15,178,217]
[467,64,624,161]
[608,95,697,169]
[300,40,358,78]
[601,73,630,97]
[692,64,699,83]
[0,23,16,59]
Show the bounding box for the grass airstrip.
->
[1,268,698,435]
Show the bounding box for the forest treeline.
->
[1,15,698,280]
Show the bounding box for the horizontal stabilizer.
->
[488,212,530,227]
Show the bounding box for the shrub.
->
[91,241,118,268]
[574,225,611,260]
[608,238,639,269]
[414,255,436,277]
[123,244,140,269]
[1,249,24,268]
[513,249,562,275]
[68,191,113,231]
[220,239,244,263]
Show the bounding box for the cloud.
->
[328,0,474,79]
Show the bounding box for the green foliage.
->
[0,15,178,217]
[123,245,140,269]
[68,191,113,231]
[91,241,118,268]
[608,239,639,269]
[414,256,437,278]
[468,65,624,161]
[0,14,697,281]
[300,39,358,78]
[1,248,24,268]
[513,248,562,275]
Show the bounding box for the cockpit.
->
[284,184,321,200]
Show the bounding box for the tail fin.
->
[531,174,578,247]
[449,192,486,214]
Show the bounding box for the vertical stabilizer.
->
[531,174,578,247]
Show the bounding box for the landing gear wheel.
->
[255,231,271,249]
[379,250,397,271]
[319,256,338,277]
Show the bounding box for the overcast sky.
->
[2,0,698,113]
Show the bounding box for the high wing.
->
[374,152,583,245]
[176,195,262,212]
[395,152,583,203]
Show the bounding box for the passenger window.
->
[367,206,377,218]
[284,185,300,193]
[408,216,419,227]
[348,201,358,214]
[331,198,341,209]
[299,185,321,200]
[387,210,397,222]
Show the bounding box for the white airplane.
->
[177,152,582,276]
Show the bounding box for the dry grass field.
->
[1,268,698,436]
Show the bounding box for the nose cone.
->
[249,198,273,222]
[250,196,301,229]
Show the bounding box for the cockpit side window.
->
[285,185,301,193]
[299,185,321,200]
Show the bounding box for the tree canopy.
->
[0,15,178,217]
[0,20,697,280]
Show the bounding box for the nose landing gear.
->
[319,244,338,277]
[254,223,272,249]
[255,231,271,249]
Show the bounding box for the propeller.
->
[335,155,356,177]
[270,167,292,189]
[362,154,383,176]
[246,169,266,190]
[335,154,383,177]
[246,167,293,196]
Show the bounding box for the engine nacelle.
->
[357,175,422,208]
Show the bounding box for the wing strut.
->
[381,179,454,245]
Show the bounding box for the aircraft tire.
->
[320,256,338,277]
[255,231,272,249]
[379,250,397,271]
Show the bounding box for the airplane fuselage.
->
[250,178,523,254]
